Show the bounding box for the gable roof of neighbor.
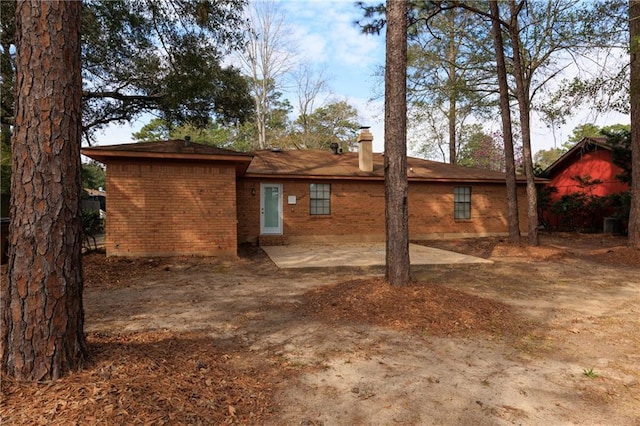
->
[82,140,254,174]
[543,137,610,177]
[246,149,530,183]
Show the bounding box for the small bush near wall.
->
[549,191,630,234]
[82,210,104,251]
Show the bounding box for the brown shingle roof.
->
[246,149,527,183]
[82,139,253,175]
[82,142,534,183]
[83,140,252,158]
[82,140,254,175]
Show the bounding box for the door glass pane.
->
[264,186,279,228]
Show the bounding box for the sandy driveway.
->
[76,235,640,425]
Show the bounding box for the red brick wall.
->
[547,149,629,199]
[543,149,630,229]
[237,178,528,244]
[105,159,237,257]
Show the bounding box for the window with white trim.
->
[310,183,331,215]
[454,186,471,220]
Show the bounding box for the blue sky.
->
[95,0,629,156]
[276,0,386,150]
[96,0,388,150]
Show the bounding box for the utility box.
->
[603,217,622,235]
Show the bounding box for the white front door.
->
[260,183,282,235]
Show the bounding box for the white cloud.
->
[336,95,384,151]
[325,17,382,67]
[281,0,384,69]
[289,24,328,63]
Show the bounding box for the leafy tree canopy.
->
[406,6,495,116]
[170,122,235,148]
[131,89,295,152]
[131,118,171,142]
[1,0,254,143]
[133,99,361,153]
[564,122,630,149]
[265,92,294,144]
[81,161,106,190]
[0,1,15,143]
[0,138,11,194]
[533,147,565,170]
[533,122,630,173]
[566,123,602,145]
[602,128,632,185]
[457,124,505,171]
[288,101,360,150]
[133,118,234,147]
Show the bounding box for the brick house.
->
[82,140,253,257]
[82,130,530,258]
[541,137,629,229]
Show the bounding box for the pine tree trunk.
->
[1,0,86,381]
[508,0,539,246]
[448,96,457,164]
[447,20,457,165]
[257,80,268,149]
[489,1,521,243]
[384,0,411,285]
[629,0,640,248]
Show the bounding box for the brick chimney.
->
[357,127,373,172]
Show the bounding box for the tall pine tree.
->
[2,0,86,381]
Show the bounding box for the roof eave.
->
[82,149,253,163]
[82,149,253,176]
[243,173,383,181]
[243,173,536,183]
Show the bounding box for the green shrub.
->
[82,209,103,250]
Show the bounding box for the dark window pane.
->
[454,186,471,220]
[310,184,331,215]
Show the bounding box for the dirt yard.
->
[2,233,639,425]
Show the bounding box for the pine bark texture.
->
[1,0,86,381]
[447,21,457,165]
[508,0,539,246]
[489,1,520,243]
[384,0,411,285]
[629,0,640,248]
[448,94,457,164]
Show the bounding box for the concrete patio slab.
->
[261,243,493,269]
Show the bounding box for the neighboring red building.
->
[542,137,629,230]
